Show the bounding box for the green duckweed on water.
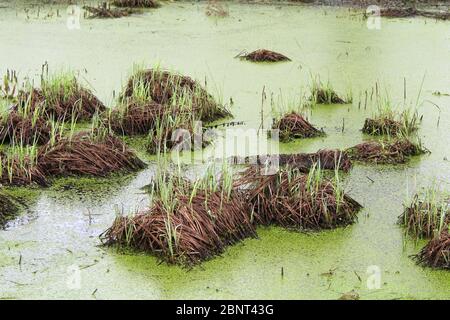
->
[0,1,449,299]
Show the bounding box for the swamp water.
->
[0,1,449,299]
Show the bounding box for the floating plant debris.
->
[237,165,362,230]
[345,138,426,164]
[122,68,231,122]
[237,49,291,62]
[0,111,51,145]
[0,192,19,227]
[414,230,450,269]
[111,0,160,8]
[224,149,352,172]
[38,131,146,178]
[272,111,324,142]
[102,172,256,266]
[399,192,449,239]
[83,4,140,19]
[15,73,106,122]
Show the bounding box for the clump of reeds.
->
[0,145,47,186]
[0,111,51,145]
[121,67,231,123]
[272,111,324,142]
[237,49,291,62]
[237,165,362,230]
[399,187,449,239]
[414,229,450,269]
[83,3,140,19]
[0,192,19,227]
[362,110,419,137]
[345,137,426,164]
[15,71,106,122]
[102,165,256,265]
[310,78,348,104]
[107,100,165,136]
[0,70,18,99]
[38,130,146,178]
[111,0,160,8]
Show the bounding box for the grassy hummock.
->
[237,49,291,62]
[345,137,426,164]
[15,71,105,122]
[399,187,449,239]
[272,111,324,142]
[237,165,362,230]
[38,130,146,178]
[102,166,256,265]
[121,67,231,123]
[414,229,450,269]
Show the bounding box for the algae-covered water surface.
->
[0,1,449,300]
